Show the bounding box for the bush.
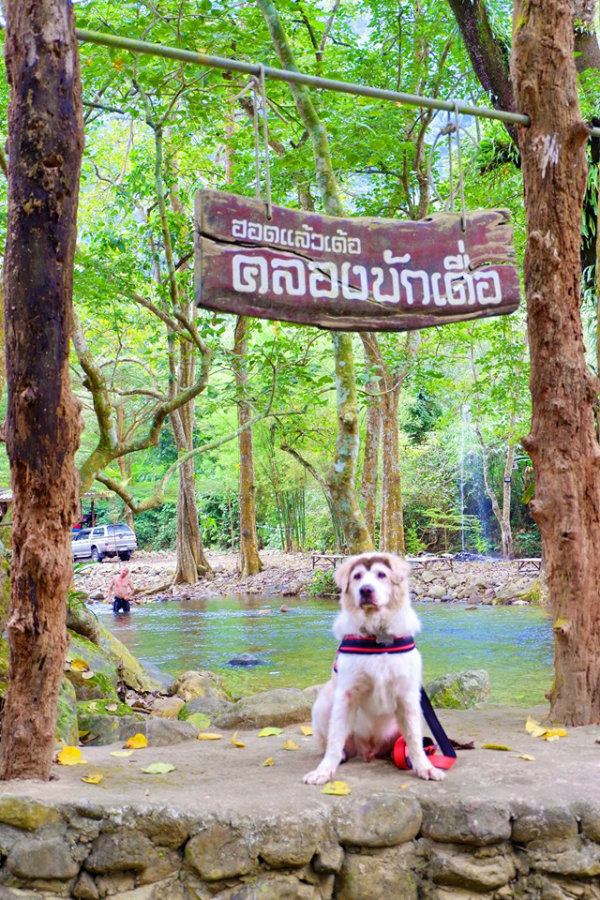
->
[307,569,338,598]
[134,504,176,550]
[513,528,542,558]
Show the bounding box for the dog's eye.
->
[376,570,387,579]
[352,571,362,580]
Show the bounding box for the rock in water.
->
[227,653,264,667]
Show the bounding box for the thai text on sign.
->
[194,190,521,331]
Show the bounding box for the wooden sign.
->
[194,190,521,331]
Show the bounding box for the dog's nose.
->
[359,585,376,606]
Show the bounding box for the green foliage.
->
[0,0,551,560]
[198,493,239,549]
[307,568,338,598]
[134,504,177,550]
[513,528,542,559]
[405,391,442,446]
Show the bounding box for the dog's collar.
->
[333,633,416,672]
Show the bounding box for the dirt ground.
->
[74,549,537,604]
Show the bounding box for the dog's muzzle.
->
[359,585,378,607]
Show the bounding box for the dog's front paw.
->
[414,764,445,781]
[302,765,336,785]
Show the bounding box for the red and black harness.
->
[333,633,457,771]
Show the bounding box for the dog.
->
[303,552,444,784]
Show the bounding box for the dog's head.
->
[335,553,411,620]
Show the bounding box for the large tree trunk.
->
[359,338,381,542]
[171,349,210,583]
[0,0,83,780]
[379,383,405,554]
[326,335,373,553]
[116,405,135,530]
[476,423,515,559]
[233,317,263,575]
[511,0,600,724]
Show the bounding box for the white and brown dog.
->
[303,552,444,784]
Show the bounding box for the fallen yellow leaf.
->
[544,728,567,739]
[197,732,223,741]
[109,749,133,758]
[321,781,351,795]
[284,739,300,751]
[142,762,176,774]
[261,757,275,767]
[482,743,512,751]
[300,725,313,736]
[525,716,567,741]
[525,715,540,734]
[70,658,91,672]
[258,727,282,737]
[81,773,104,784]
[231,731,246,748]
[514,754,535,761]
[530,725,548,738]
[123,733,148,750]
[57,746,88,766]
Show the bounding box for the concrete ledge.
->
[0,705,599,898]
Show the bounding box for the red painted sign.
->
[194,190,521,331]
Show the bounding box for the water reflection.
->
[94,596,553,706]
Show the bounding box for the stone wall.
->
[1,793,600,899]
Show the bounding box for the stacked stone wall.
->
[1,793,599,899]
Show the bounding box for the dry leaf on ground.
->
[321,781,351,796]
[81,773,104,784]
[123,733,148,750]
[57,746,88,766]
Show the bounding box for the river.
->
[93,596,553,706]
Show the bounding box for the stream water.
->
[94,596,553,707]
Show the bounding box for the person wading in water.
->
[107,567,135,614]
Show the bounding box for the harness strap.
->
[333,634,416,672]
[331,634,457,771]
[393,688,457,771]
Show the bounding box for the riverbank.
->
[2,704,600,899]
[74,550,542,607]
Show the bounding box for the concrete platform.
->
[1,705,600,898]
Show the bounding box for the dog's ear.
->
[388,554,410,583]
[335,555,359,592]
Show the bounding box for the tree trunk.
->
[171,319,210,584]
[326,335,373,553]
[233,317,263,575]
[475,422,515,559]
[359,338,381,542]
[379,384,405,554]
[573,0,600,73]
[511,0,600,724]
[0,0,83,780]
[116,405,135,530]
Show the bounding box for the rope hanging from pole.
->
[453,102,467,233]
[231,70,273,220]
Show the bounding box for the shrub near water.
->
[308,569,338,598]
